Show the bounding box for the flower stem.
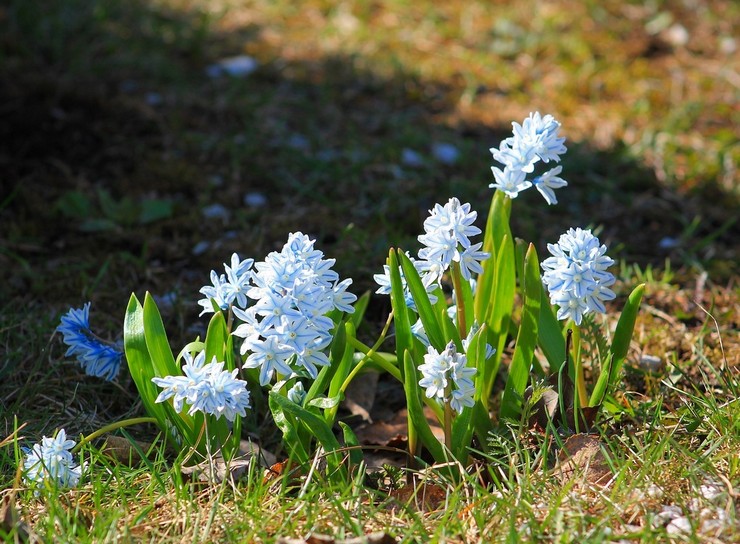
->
[450,261,467,339]
[71,417,158,453]
[340,310,394,393]
[566,323,587,408]
[443,383,453,450]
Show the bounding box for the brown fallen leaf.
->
[342,370,379,423]
[387,482,447,513]
[1,495,38,543]
[101,435,154,465]
[354,407,443,448]
[553,433,612,485]
[181,440,275,484]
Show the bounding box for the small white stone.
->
[432,142,460,164]
[206,55,258,78]
[666,516,692,535]
[699,482,723,502]
[401,148,424,167]
[243,192,267,207]
[653,505,683,527]
[192,240,210,256]
[202,203,230,221]
[647,484,664,500]
[664,24,689,47]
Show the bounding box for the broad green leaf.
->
[204,310,228,364]
[339,422,364,467]
[124,294,194,447]
[388,249,413,380]
[270,392,345,477]
[589,353,613,407]
[305,320,347,404]
[403,351,446,463]
[308,394,342,410]
[398,250,446,351]
[608,284,645,387]
[142,293,179,377]
[538,289,566,371]
[325,322,357,424]
[268,392,309,463]
[500,244,541,421]
[452,325,487,460]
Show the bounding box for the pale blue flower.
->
[287,381,306,405]
[244,335,294,385]
[23,429,82,488]
[152,350,250,422]
[198,253,254,314]
[532,165,568,205]
[542,228,616,325]
[57,303,122,381]
[489,165,532,198]
[458,242,489,281]
[489,112,568,205]
[331,278,357,313]
[418,341,476,414]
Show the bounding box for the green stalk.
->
[339,310,394,394]
[443,383,453,451]
[72,417,158,453]
[450,261,467,338]
[569,324,587,408]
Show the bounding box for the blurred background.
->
[1,0,737,429]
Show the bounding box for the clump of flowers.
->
[541,227,616,325]
[231,232,357,385]
[489,112,568,204]
[197,253,254,316]
[419,342,476,414]
[23,429,82,488]
[56,303,123,381]
[152,350,251,422]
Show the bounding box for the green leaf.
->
[402,350,446,463]
[500,244,541,421]
[339,422,364,467]
[451,325,487,460]
[139,198,174,224]
[608,284,645,387]
[204,310,228,364]
[270,392,345,476]
[308,395,342,410]
[124,294,194,447]
[538,289,566,371]
[142,293,180,377]
[589,353,613,407]
[398,250,446,351]
[388,249,413,379]
[269,392,309,463]
[306,321,346,405]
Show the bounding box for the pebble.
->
[201,203,230,221]
[639,354,663,372]
[192,241,210,256]
[206,55,258,78]
[401,148,424,167]
[432,142,460,164]
[243,192,267,207]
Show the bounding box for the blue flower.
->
[57,303,122,381]
[541,228,616,325]
[198,253,254,315]
[23,429,82,488]
[489,112,568,205]
[152,350,251,422]
[418,342,477,414]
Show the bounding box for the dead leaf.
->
[554,433,612,485]
[388,482,447,513]
[354,407,443,447]
[1,495,38,543]
[181,440,275,484]
[342,371,379,423]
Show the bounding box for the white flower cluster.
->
[23,429,82,488]
[374,197,489,302]
[152,350,251,422]
[231,232,356,385]
[541,227,616,325]
[489,112,568,204]
[418,341,476,414]
[198,253,254,316]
